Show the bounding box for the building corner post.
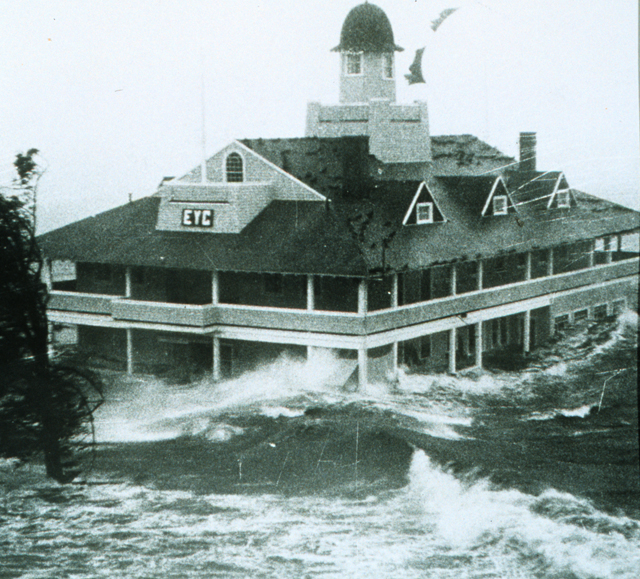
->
[125,266,132,298]
[126,328,134,375]
[213,336,221,381]
[212,271,219,305]
[523,310,531,354]
[42,258,53,292]
[475,322,483,368]
[307,275,315,311]
[588,240,595,268]
[391,274,399,308]
[448,327,457,374]
[358,279,368,315]
[391,341,399,378]
[358,347,368,392]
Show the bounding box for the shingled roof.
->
[39,135,639,276]
[38,196,368,276]
[431,135,515,174]
[239,134,515,199]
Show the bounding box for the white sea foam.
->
[404,450,640,577]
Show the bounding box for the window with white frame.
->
[382,53,393,79]
[345,52,363,75]
[492,195,508,215]
[556,190,571,208]
[416,202,433,224]
[225,152,244,182]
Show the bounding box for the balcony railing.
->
[47,257,639,334]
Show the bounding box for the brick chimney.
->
[519,132,537,172]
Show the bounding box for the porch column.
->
[477,260,483,290]
[42,258,53,292]
[391,342,399,380]
[523,310,531,354]
[475,322,482,368]
[391,274,399,308]
[588,240,595,268]
[358,279,368,315]
[125,266,132,297]
[212,336,221,381]
[617,234,623,252]
[525,251,532,281]
[212,271,219,305]
[548,248,554,276]
[450,264,457,296]
[358,348,368,391]
[126,328,134,375]
[307,275,314,311]
[448,327,457,374]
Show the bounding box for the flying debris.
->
[431,7,459,31]
[405,47,426,85]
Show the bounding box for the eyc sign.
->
[182,208,213,227]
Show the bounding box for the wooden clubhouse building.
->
[39,3,640,388]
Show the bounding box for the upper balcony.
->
[47,254,639,336]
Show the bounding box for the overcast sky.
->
[1,0,638,233]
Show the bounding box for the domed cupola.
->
[332,2,403,53]
[333,3,403,103]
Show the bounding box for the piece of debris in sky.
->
[431,7,459,32]
[405,47,426,85]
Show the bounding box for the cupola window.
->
[416,202,433,224]
[382,54,394,79]
[345,52,363,75]
[225,152,244,182]
[492,195,508,215]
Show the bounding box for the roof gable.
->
[156,141,325,235]
[402,182,446,225]
[546,173,577,209]
[481,176,516,216]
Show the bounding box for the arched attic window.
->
[225,152,244,182]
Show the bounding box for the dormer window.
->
[225,152,244,182]
[416,202,433,224]
[382,54,394,79]
[345,52,363,75]
[556,190,571,208]
[493,195,508,215]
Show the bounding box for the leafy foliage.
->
[0,150,103,483]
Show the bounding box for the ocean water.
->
[1,312,638,578]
